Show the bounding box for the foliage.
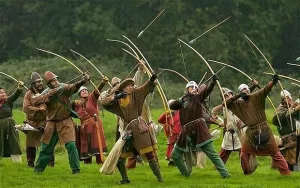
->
[1,0,300,109]
[1,109,300,188]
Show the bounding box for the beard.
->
[242,95,249,101]
[34,85,44,93]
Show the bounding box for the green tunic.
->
[0,88,23,157]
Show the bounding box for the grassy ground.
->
[1,109,300,188]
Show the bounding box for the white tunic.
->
[221,110,243,150]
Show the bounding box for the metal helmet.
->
[238,84,249,93]
[30,72,43,84]
[78,86,89,96]
[280,90,292,100]
[295,57,300,63]
[44,71,58,84]
[111,77,121,87]
[185,81,198,89]
[222,87,233,96]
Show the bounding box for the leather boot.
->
[48,155,55,167]
[148,159,164,182]
[126,157,137,169]
[26,147,36,167]
[117,159,130,184]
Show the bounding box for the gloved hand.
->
[83,73,90,82]
[102,76,109,83]
[251,79,258,86]
[234,92,247,100]
[272,74,280,84]
[150,73,157,83]
[36,126,45,133]
[18,81,24,88]
[212,74,219,83]
[114,92,127,100]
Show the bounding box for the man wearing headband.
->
[272,90,300,171]
[169,75,230,178]
[224,74,291,175]
[212,87,243,164]
[72,76,109,164]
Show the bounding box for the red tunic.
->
[158,110,181,159]
[73,83,107,159]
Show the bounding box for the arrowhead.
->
[189,39,196,44]
[137,31,144,38]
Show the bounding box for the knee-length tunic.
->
[0,88,23,157]
[102,81,157,158]
[226,83,278,155]
[23,89,47,147]
[272,104,299,164]
[33,81,85,145]
[169,83,215,152]
[73,82,107,158]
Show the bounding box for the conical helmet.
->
[30,72,43,84]
[221,87,233,98]
[111,77,121,87]
[222,87,233,95]
[44,71,58,84]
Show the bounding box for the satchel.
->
[254,131,269,145]
[137,118,149,134]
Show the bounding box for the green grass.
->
[1,109,300,188]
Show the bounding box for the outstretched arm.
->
[196,74,218,101]
[93,76,108,99]
[169,99,182,111]
[261,74,279,98]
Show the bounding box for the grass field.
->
[1,109,300,188]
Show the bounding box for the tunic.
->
[0,88,23,157]
[169,82,215,152]
[23,89,47,147]
[227,83,278,155]
[33,80,85,144]
[158,110,181,158]
[102,81,157,158]
[272,104,299,164]
[73,82,107,158]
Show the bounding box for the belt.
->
[183,118,205,128]
[248,121,267,129]
[47,116,70,123]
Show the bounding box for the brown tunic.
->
[102,80,157,157]
[33,81,85,144]
[169,83,215,152]
[23,89,47,147]
[272,104,299,164]
[227,83,278,155]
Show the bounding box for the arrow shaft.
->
[189,16,231,43]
